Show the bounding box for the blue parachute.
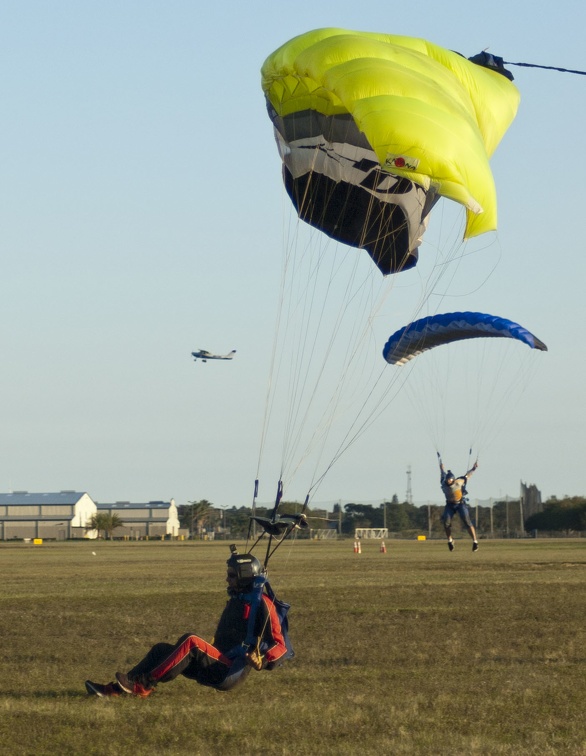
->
[383,312,547,365]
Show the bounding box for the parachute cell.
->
[261,28,520,275]
[382,312,548,365]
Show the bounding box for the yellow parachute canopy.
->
[262,28,520,273]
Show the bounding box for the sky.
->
[1,0,584,511]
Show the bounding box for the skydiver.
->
[438,453,479,552]
[85,552,288,697]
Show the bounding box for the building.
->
[520,481,543,521]
[95,499,180,538]
[0,491,97,540]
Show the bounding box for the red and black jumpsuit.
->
[126,592,287,692]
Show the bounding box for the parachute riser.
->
[263,480,284,569]
[247,483,309,571]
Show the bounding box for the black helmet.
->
[226,552,263,591]
[446,470,455,481]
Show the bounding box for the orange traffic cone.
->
[380,541,387,553]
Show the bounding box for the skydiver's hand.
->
[473,462,478,471]
[245,649,264,671]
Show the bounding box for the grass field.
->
[0,538,584,755]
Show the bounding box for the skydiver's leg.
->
[127,633,233,690]
[127,641,175,678]
[85,641,176,697]
[441,505,454,550]
[459,505,479,550]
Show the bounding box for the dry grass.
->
[0,538,584,755]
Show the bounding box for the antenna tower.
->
[406,464,413,504]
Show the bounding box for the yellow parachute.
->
[262,28,520,274]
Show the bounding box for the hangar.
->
[0,492,180,540]
[0,491,97,540]
[96,499,180,538]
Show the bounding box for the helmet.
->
[446,470,455,481]
[226,552,263,592]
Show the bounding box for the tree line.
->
[525,497,586,533]
[83,496,586,540]
[179,495,586,538]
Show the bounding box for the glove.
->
[245,649,264,671]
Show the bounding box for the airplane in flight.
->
[191,349,237,363]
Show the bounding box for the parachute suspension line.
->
[266,491,310,567]
[255,172,336,513]
[292,193,454,497]
[268,173,403,495]
[249,479,260,543]
[260,137,343,486]
[294,237,410,497]
[276,215,323,476]
[504,60,586,76]
[307,360,411,498]
[282,236,342,472]
[290,205,475,499]
[402,222,469,330]
[274,146,346,480]
[260,480,283,569]
[287,259,393,490]
[255,189,301,489]
[399,334,544,464]
[253,193,308,525]
[260,184,341,487]
[465,339,542,455]
[409,199,504,330]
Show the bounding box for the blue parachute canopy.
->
[383,312,548,365]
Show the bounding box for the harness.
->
[241,573,294,669]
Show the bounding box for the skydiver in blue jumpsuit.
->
[438,455,479,552]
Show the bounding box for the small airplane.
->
[191,349,237,363]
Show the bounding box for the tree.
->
[525,497,586,533]
[343,503,378,532]
[86,512,124,540]
[223,506,254,538]
[386,502,410,531]
[180,500,214,538]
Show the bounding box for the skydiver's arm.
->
[437,452,446,485]
[255,596,287,668]
[465,461,478,479]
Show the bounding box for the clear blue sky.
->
[1,1,584,509]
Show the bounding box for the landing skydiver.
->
[438,452,479,552]
[85,551,289,698]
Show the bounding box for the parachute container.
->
[261,28,520,275]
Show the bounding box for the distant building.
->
[0,491,97,540]
[96,499,179,538]
[520,481,543,521]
